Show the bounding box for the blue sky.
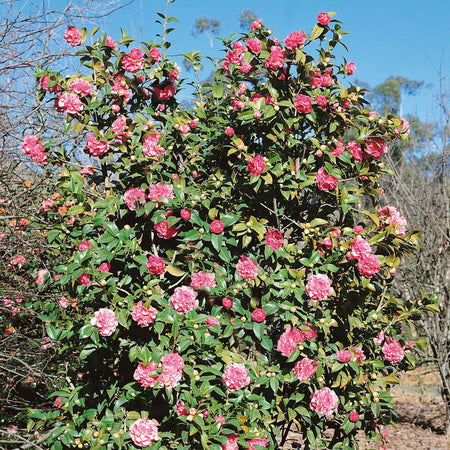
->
[55,0,450,121]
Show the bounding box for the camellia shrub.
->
[20,9,436,450]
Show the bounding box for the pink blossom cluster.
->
[378,206,407,236]
[222,363,250,391]
[122,48,144,73]
[134,362,158,387]
[190,271,216,289]
[265,45,285,70]
[294,94,312,114]
[347,237,381,278]
[170,286,198,313]
[123,187,146,211]
[21,135,48,164]
[293,357,318,381]
[236,255,259,280]
[129,418,159,447]
[63,26,82,46]
[277,324,317,356]
[90,308,118,336]
[143,132,165,158]
[285,31,306,51]
[382,337,405,364]
[247,154,266,177]
[310,387,338,416]
[154,220,178,239]
[86,133,109,157]
[265,229,283,250]
[159,352,184,388]
[69,78,91,96]
[305,274,333,301]
[148,183,174,202]
[146,255,165,275]
[363,138,387,160]
[57,92,83,115]
[131,301,157,327]
[316,167,339,191]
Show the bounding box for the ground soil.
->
[285,366,449,449]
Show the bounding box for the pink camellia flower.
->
[161,352,184,372]
[191,271,216,289]
[347,237,371,261]
[90,308,118,336]
[222,433,238,450]
[378,206,407,236]
[146,255,165,275]
[99,262,111,272]
[86,133,108,157]
[247,154,266,177]
[363,138,387,160]
[294,94,312,114]
[317,12,331,25]
[236,255,259,280]
[346,61,356,75]
[176,401,188,416]
[223,363,250,391]
[64,26,82,46]
[154,220,178,239]
[396,117,410,136]
[247,438,268,450]
[69,78,91,96]
[6,424,18,434]
[374,330,385,345]
[122,48,144,73]
[357,254,381,278]
[21,135,48,164]
[104,36,116,48]
[294,358,318,381]
[129,418,159,447]
[285,31,306,51]
[154,83,176,100]
[123,187,146,211]
[353,225,364,234]
[148,47,162,63]
[246,38,262,53]
[331,140,345,157]
[78,240,91,251]
[59,296,69,308]
[320,73,333,87]
[382,338,405,364]
[54,396,62,408]
[132,301,157,327]
[58,93,83,115]
[305,274,334,301]
[225,127,235,137]
[316,167,339,191]
[148,183,174,202]
[303,323,317,340]
[222,297,233,309]
[143,132,165,158]
[207,316,219,326]
[112,116,127,137]
[77,273,90,286]
[180,208,191,220]
[210,219,225,234]
[251,18,262,30]
[265,45,285,70]
[351,346,366,363]
[347,141,363,162]
[277,326,305,356]
[316,95,327,107]
[170,286,198,313]
[134,362,158,387]
[251,308,266,322]
[266,229,283,250]
[349,411,360,422]
[310,387,338,416]
[336,349,352,362]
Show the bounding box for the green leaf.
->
[212,83,224,98]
